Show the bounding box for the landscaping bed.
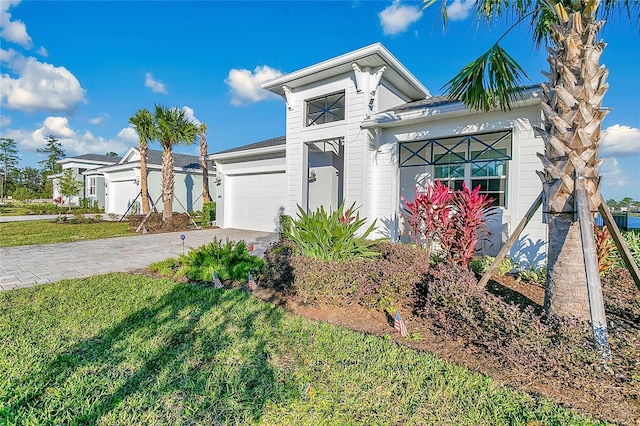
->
[254,240,640,425]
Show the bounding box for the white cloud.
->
[144,72,168,94]
[88,113,109,125]
[225,65,283,106]
[379,0,423,36]
[601,124,640,155]
[36,46,47,57]
[182,106,200,125]
[4,116,129,158]
[446,0,476,21]
[0,114,11,127]
[0,0,33,49]
[117,127,139,144]
[600,157,630,188]
[0,49,86,113]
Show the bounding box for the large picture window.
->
[306,91,345,126]
[400,131,511,206]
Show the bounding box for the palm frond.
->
[443,43,529,112]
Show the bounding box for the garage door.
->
[226,172,286,232]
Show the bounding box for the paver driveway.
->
[0,228,278,291]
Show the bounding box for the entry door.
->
[306,138,344,212]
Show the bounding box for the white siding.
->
[372,104,547,263]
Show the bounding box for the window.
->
[88,177,96,196]
[306,91,345,126]
[400,131,511,206]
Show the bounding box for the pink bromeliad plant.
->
[402,180,496,267]
[401,180,452,258]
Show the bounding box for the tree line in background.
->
[0,135,68,203]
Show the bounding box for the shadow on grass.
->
[9,284,285,423]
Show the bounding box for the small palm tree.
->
[199,123,212,203]
[425,0,637,320]
[153,105,199,228]
[128,108,155,215]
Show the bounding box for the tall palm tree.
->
[425,0,637,320]
[199,122,212,203]
[128,108,155,215]
[153,105,199,228]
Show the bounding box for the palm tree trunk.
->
[537,11,608,320]
[140,146,150,215]
[200,137,211,203]
[161,148,175,227]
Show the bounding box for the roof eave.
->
[207,144,286,161]
[361,88,543,129]
[261,43,429,100]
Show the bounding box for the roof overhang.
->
[207,144,286,162]
[361,86,543,129]
[261,43,430,101]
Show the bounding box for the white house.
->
[209,43,547,265]
[91,148,216,216]
[52,154,121,208]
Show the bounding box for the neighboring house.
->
[208,43,548,265]
[90,148,216,216]
[52,154,121,208]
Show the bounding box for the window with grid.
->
[400,131,511,207]
[306,91,345,126]
[88,177,96,196]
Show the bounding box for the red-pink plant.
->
[446,182,496,267]
[402,180,496,268]
[401,180,452,256]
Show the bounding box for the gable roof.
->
[59,153,121,165]
[261,43,429,101]
[145,149,201,169]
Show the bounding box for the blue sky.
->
[1,0,638,200]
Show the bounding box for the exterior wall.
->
[84,175,106,209]
[283,71,410,225]
[371,104,546,264]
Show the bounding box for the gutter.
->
[207,144,286,161]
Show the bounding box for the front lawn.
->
[0,274,598,425]
[0,219,133,247]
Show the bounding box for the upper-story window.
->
[306,91,345,126]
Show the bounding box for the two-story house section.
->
[209,43,547,266]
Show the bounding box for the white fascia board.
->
[207,144,286,162]
[361,88,542,129]
[261,43,429,99]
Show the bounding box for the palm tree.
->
[128,108,155,215]
[153,105,199,228]
[199,123,212,203]
[425,0,637,320]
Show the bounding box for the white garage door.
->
[226,172,286,232]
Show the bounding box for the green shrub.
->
[177,238,263,284]
[201,202,216,228]
[516,265,547,286]
[148,257,180,277]
[11,186,36,203]
[262,240,431,308]
[285,202,380,261]
[619,229,640,268]
[279,214,293,240]
[469,255,517,277]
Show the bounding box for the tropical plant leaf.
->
[443,43,529,112]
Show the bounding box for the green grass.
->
[0,274,603,425]
[0,220,133,247]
